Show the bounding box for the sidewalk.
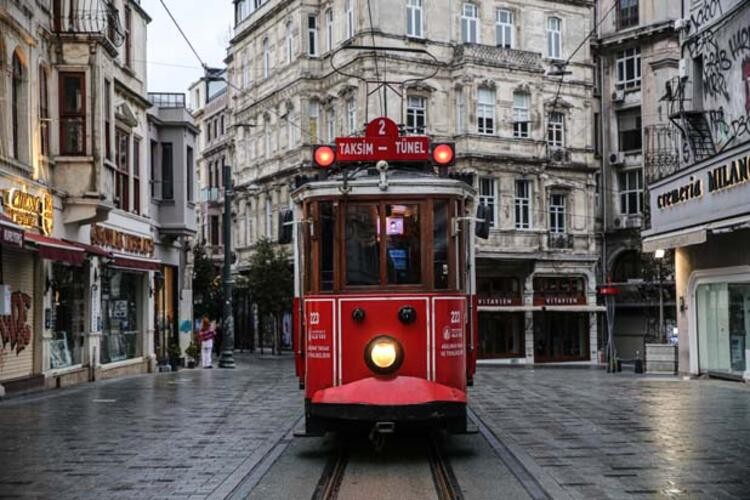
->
[0,353,300,499]
[471,366,750,499]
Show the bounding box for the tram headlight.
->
[365,336,404,375]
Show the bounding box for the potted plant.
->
[185,342,200,369]
[168,343,183,371]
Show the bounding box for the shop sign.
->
[90,224,154,256]
[534,295,587,306]
[1,226,23,248]
[0,291,32,356]
[478,296,521,307]
[0,187,54,236]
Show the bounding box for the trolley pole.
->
[219,163,236,369]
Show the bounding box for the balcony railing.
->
[201,187,221,203]
[51,0,125,47]
[548,232,574,249]
[644,124,681,183]
[454,44,543,72]
[149,93,186,109]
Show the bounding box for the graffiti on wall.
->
[687,0,724,34]
[0,292,32,356]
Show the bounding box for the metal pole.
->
[219,163,236,369]
[658,261,665,343]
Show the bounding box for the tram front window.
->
[346,204,381,285]
[386,204,421,285]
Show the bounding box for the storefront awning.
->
[110,255,161,272]
[24,232,85,266]
[0,213,24,248]
[63,240,112,258]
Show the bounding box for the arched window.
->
[12,51,25,160]
[612,250,643,282]
[262,37,270,78]
[40,65,50,157]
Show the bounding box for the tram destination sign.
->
[335,117,430,163]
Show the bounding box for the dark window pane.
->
[346,204,380,285]
[433,200,449,290]
[161,143,174,200]
[386,204,421,285]
[320,201,335,291]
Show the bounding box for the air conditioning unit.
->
[625,216,642,228]
[679,58,688,79]
[609,152,625,166]
[674,18,686,32]
[612,90,625,102]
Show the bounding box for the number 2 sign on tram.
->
[336,117,430,163]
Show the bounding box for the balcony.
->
[644,124,681,184]
[547,232,574,249]
[148,93,186,109]
[453,44,544,72]
[51,0,125,52]
[201,187,222,204]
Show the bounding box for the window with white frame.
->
[245,203,253,246]
[547,16,562,59]
[327,107,336,142]
[264,118,271,157]
[265,197,273,239]
[345,0,354,39]
[547,112,564,147]
[325,9,334,51]
[308,15,318,56]
[513,91,530,138]
[461,3,479,44]
[456,87,466,134]
[479,177,497,227]
[406,95,426,134]
[615,47,641,89]
[286,22,294,63]
[549,193,566,234]
[347,98,357,134]
[515,179,532,229]
[407,0,423,38]
[618,169,643,215]
[496,9,513,49]
[263,37,270,78]
[308,101,319,142]
[477,88,495,135]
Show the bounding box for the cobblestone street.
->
[1,357,749,499]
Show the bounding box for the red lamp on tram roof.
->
[313,145,336,169]
[431,143,455,167]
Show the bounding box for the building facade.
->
[595,0,681,359]
[644,0,750,381]
[226,0,601,363]
[0,0,195,396]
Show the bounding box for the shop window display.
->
[101,270,141,364]
[696,282,750,375]
[49,264,86,369]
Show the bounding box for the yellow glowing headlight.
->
[370,341,397,369]
[365,336,403,375]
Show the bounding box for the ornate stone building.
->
[225,0,601,363]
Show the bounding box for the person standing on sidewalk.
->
[198,317,215,369]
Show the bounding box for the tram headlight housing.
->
[364,336,404,375]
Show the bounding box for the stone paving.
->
[0,354,300,499]
[1,356,750,499]
[471,367,750,500]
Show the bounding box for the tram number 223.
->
[450,310,461,324]
[309,312,320,325]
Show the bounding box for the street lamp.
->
[654,249,666,343]
[219,163,236,369]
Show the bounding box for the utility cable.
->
[158,0,209,70]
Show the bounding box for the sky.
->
[143,0,234,96]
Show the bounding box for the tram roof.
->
[292,168,475,201]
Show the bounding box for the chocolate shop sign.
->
[91,225,154,256]
[0,187,54,236]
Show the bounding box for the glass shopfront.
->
[478,312,524,359]
[49,264,86,369]
[101,269,142,364]
[533,312,589,362]
[696,282,750,375]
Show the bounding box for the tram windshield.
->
[305,198,464,293]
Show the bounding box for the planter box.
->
[646,344,678,375]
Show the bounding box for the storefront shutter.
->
[0,247,35,382]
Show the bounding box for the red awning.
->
[24,232,86,266]
[63,240,112,258]
[111,255,161,272]
[0,213,24,248]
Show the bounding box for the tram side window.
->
[433,200,449,289]
[386,204,421,285]
[320,201,335,291]
[346,204,381,285]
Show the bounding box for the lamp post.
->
[219,163,236,369]
[654,249,666,343]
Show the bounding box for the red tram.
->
[284,117,489,435]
